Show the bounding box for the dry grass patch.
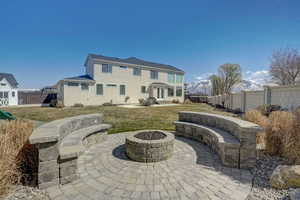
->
[244,110,269,145]
[0,120,35,197]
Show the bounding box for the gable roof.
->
[86,54,184,73]
[0,73,18,87]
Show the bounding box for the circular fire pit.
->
[125,130,174,162]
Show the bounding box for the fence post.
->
[241,91,246,112]
[263,86,271,105]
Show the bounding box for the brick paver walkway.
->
[46,133,253,200]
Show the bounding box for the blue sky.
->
[1,0,300,88]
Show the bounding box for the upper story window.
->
[67,82,79,87]
[133,67,141,76]
[0,92,9,98]
[120,66,127,69]
[81,83,89,90]
[102,64,112,73]
[176,74,183,84]
[0,83,6,86]
[150,70,158,80]
[12,91,15,97]
[168,73,175,83]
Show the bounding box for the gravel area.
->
[3,185,50,200]
[247,153,290,200]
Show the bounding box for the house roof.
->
[63,74,95,82]
[0,73,18,87]
[86,54,184,73]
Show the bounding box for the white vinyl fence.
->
[207,85,300,112]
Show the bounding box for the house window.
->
[133,67,141,76]
[67,82,79,87]
[96,84,103,95]
[81,83,89,90]
[176,87,182,97]
[168,73,175,83]
[176,74,183,83]
[150,70,158,79]
[120,66,127,69]
[141,86,146,93]
[168,88,174,97]
[120,85,126,95]
[0,83,6,86]
[12,91,15,97]
[107,84,117,87]
[102,64,112,73]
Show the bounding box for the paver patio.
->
[46,133,253,200]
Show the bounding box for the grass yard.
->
[3,104,236,134]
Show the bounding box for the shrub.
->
[172,99,180,104]
[183,99,192,104]
[138,98,145,105]
[244,110,269,145]
[265,111,295,157]
[0,120,35,196]
[232,108,242,114]
[125,96,130,103]
[102,102,113,106]
[73,103,84,107]
[256,104,281,116]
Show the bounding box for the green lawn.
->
[3,104,236,134]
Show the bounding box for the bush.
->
[244,110,269,145]
[256,104,281,116]
[102,102,114,106]
[125,96,130,103]
[0,120,35,196]
[265,111,295,158]
[232,108,242,114]
[73,103,84,107]
[172,99,180,104]
[183,99,192,104]
[138,98,145,105]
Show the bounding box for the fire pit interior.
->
[134,131,166,140]
[125,130,174,163]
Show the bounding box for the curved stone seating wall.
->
[29,114,111,189]
[174,112,262,169]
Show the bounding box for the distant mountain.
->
[187,70,276,95]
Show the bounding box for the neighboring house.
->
[0,73,18,106]
[57,54,185,106]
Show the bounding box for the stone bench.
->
[29,114,111,189]
[174,112,262,169]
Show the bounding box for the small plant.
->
[125,96,130,103]
[183,99,192,104]
[102,102,113,106]
[73,103,84,107]
[138,98,145,105]
[140,97,157,106]
[172,99,180,104]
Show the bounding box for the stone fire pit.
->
[125,130,174,162]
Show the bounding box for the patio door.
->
[156,87,165,100]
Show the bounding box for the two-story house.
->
[0,73,18,106]
[57,54,185,106]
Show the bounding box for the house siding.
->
[61,59,184,106]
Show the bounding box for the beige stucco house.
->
[57,54,185,106]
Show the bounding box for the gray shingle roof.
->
[64,75,95,81]
[87,54,184,73]
[0,73,18,87]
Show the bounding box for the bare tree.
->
[218,63,242,94]
[270,48,300,85]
